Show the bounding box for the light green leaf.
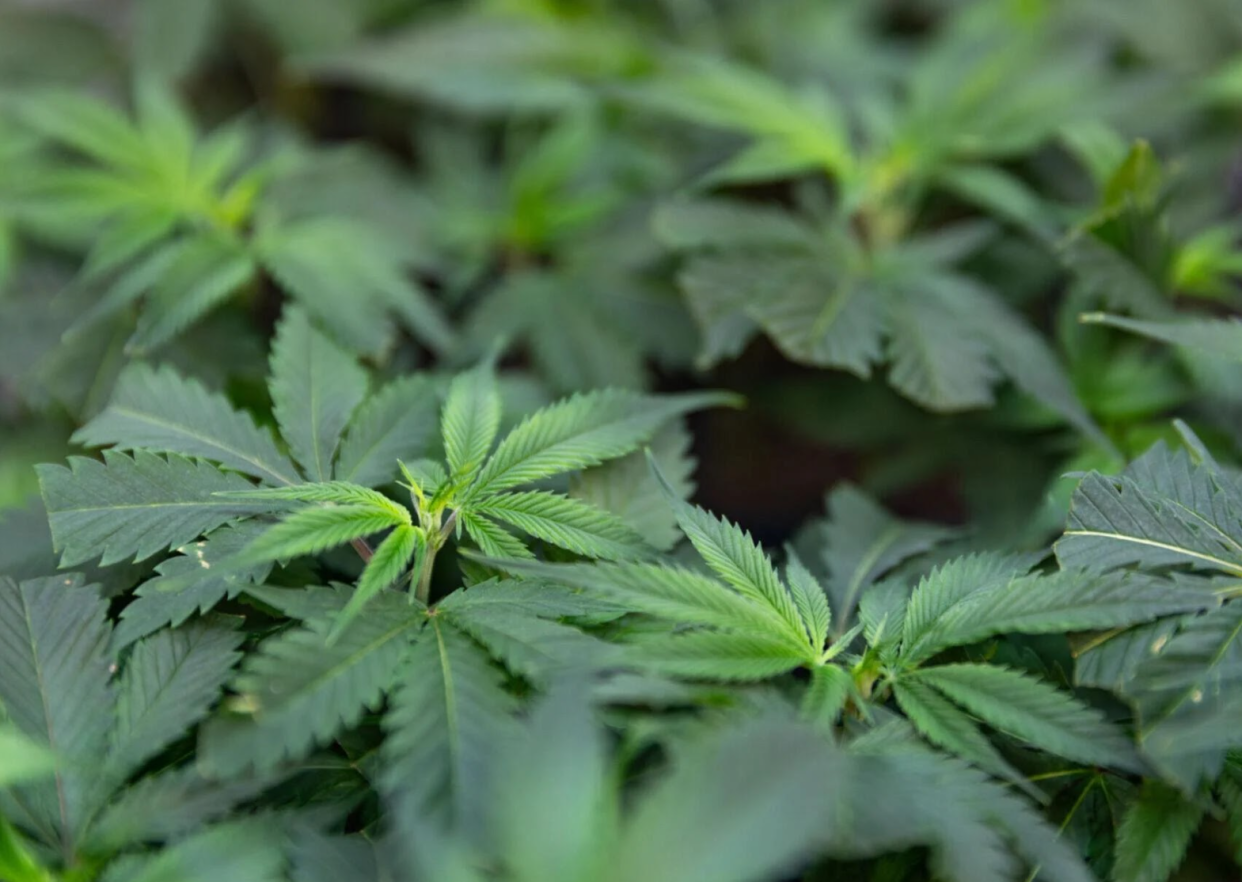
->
[785,548,831,652]
[0,727,55,788]
[800,665,854,731]
[630,630,810,681]
[328,524,421,644]
[241,505,405,563]
[472,388,733,496]
[911,664,1141,771]
[269,306,368,482]
[219,481,409,522]
[470,490,649,560]
[36,450,265,567]
[72,363,299,486]
[458,510,534,561]
[442,359,501,483]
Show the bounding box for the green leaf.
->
[800,665,854,731]
[458,510,534,560]
[470,490,649,560]
[0,575,113,849]
[110,618,243,777]
[0,727,56,788]
[1126,602,1242,791]
[83,768,266,853]
[629,630,810,681]
[444,604,613,685]
[240,505,406,563]
[220,481,409,522]
[328,524,421,644]
[113,522,272,649]
[269,307,368,482]
[442,359,501,484]
[127,235,257,354]
[653,461,805,646]
[199,595,422,774]
[819,483,955,634]
[1081,313,1242,362]
[471,389,733,496]
[785,549,831,652]
[1056,443,1242,576]
[335,374,439,487]
[910,664,1141,771]
[1111,781,1202,882]
[99,820,284,882]
[570,421,695,552]
[905,566,1210,665]
[72,363,299,486]
[36,450,264,567]
[892,677,1038,799]
[382,621,516,831]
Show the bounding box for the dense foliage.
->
[4,1,1242,880]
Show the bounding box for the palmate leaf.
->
[470,388,736,497]
[1111,781,1202,882]
[892,678,1038,799]
[903,567,1211,666]
[110,618,243,778]
[442,358,501,483]
[1125,602,1242,791]
[910,664,1142,772]
[469,491,649,561]
[1057,442,1242,576]
[199,594,423,775]
[73,363,300,486]
[36,450,265,567]
[382,620,516,833]
[269,307,368,482]
[0,575,113,850]
[335,374,439,487]
[818,483,956,635]
[651,459,805,646]
[328,524,421,644]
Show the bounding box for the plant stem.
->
[415,542,438,605]
[350,538,374,563]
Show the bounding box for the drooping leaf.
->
[37,451,264,567]
[73,362,299,486]
[269,307,368,482]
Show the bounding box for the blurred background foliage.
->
[2,0,1242,637]
[2,0,1242,878]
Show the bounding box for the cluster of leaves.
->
[5,0,1242,881]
